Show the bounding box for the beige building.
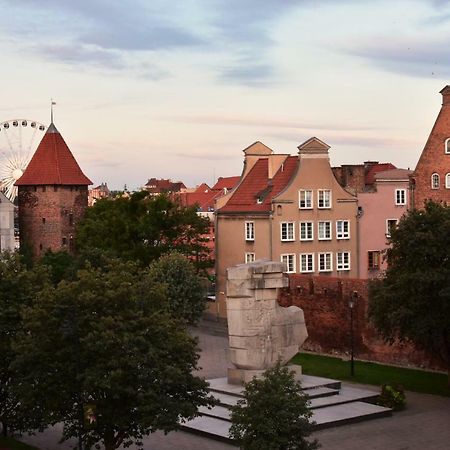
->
[0,192,15,251]
[214,137,358,319]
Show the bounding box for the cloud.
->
[167,114,379,132]
[347,35,450,78]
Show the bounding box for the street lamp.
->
[348,291,358,376]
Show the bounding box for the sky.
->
[0,0,449,190]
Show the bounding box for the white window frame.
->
[386,219,398,237]
[280,222,295,241]
[317,189,332,209]
[336,252,350,271]
[395,189,406,205]
[245,252,255,264]
[431,173,440,189]
[300,221,314,241]
[299,189,313,209]
[318,221,332,240]
[318,252,333,272]
[281,253,296,273]
[445,138,450,154]
[245,221,255,241]
[300,253,314,273]
[446,173,450,189]
[336,220,350,239]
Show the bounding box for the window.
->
[245,221,255,241]
[318,252,332,272]
[336,252,350,271]
[300,253,314,273]
[69,213,73,226]
[62,237,67,246]
[42,217,46,224]
[368,251,381,270]
[300,221,313,241]
[445,138,450,154]
[336,220,350,239]
[281,222,295,241]
[318,221,332,240]
[318,189,331,209]
[446,173,450,189]
[431,173,440,189]
[299,189,313,209]
[395,189,406,205]
[245,253,255,264]
[281,254,295,273]
[386,219,398,237]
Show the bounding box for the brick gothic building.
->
[411,85,450,208]
[15,123,92,257]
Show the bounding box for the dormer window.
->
[445,138,450,154]
[431,173,440,189]
[256,196,263,204]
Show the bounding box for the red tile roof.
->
[15,124,92,186]
[219,156,297,213]
[365,163,396,185]
[212,176,241,191]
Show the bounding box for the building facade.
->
[15,123,92,257]
[214,137,358,318]
[411,85,450,208]
[0,192,15,251]
[357,168,412,278]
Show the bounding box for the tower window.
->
[42,186,46,192]
[431,173,440,189]
[62,237,67,246]
[54,186,58,192]
[69,214,73,226]
[42,217,46,224]
[445,138,450,154]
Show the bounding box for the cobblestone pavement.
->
[21,328,450,450]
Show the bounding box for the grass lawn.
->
[291,352,450,397]
[0,437,40,450]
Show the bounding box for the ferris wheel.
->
[0,119,46,202]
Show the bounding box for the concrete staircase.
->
[182,375,392,442]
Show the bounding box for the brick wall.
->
[18,185,88,257]
[279,274,444,371]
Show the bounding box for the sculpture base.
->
[227,364,302,385]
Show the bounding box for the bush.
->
[377,384,406,411]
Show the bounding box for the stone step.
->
[309,385,378,409]
[312,401,392,429]
[183,402,392,442]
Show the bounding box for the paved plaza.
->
[21,328,450,450]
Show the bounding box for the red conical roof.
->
[15,123,92,186]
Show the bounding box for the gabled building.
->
[357,168,412,278]
[214,138,358,318]
[411,85,450,208]
[88,182,110,206]
[144,178,186,196]
[15,122,92,257]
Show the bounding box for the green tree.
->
[0,252,50,437]
[11,259,215,450]
[369,201,450,384]
[229,363,319,450]
[76,191,211,269]
[147,252,207,325]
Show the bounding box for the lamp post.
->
[348,291,358,376]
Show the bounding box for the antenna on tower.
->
[51,98,56,124]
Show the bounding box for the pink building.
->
[358,168,412,278]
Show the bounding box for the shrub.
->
[377,384,406,411]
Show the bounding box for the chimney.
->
[440,85,450,106]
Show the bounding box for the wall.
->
[18,185,88,257]
[279,274,445,371]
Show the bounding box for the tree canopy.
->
[229,363,319,450]
[0,252,50,436]
[75,191,211,269]
[147,252,207,325]
[369,201,450,380]
[10,259,215,450]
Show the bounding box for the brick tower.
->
[15,122,92,257]
[411,85,450,208]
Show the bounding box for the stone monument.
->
[226,260,308,384]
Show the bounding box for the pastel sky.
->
[1,0,449,190]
